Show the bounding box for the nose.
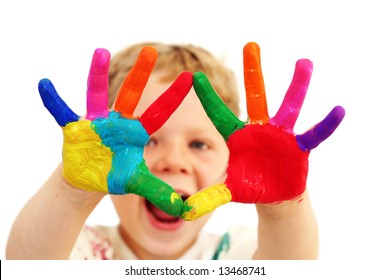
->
[148,142,193,175]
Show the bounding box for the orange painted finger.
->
[114,46,158,118]
[243,42,269,124]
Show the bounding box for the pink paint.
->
[271,59,313,131]
[86,48,110,120]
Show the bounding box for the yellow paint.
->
[62,120,112,192]
[170,192,181,204]
[181,183,232,221]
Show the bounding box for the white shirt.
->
[70,225,257,260]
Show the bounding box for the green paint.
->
[130,161,183,217]
[193,72,245,140]
[181,201,194,217]
[212,232,230,260]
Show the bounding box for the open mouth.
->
[144,194,189,230]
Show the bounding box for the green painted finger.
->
[129,162,183,217]
[193,72,245,140]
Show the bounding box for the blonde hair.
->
[109,42,240,116]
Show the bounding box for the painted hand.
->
[38,46,193,216]
[181,42,345,220]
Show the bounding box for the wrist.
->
[256,191,308,221]
[54,163,105,207]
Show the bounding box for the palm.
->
[225,123,308,203]
[38,47,193,216]
[61,112,149,194]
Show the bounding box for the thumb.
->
[181,175,231,221]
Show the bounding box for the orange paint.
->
[114,46,158,118]
[243,42,269,124]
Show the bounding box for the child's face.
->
[111,71,229,259]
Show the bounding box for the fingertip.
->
[296,58,313,72]
[38,78,55,96]
[165,196,184,217]
[293,59,313,86]
[180,70,193,79]
[194,71,206,80]
[193,72,206,90]
[180,202,196,221]
[333,105,346,119]
[141,45,158,54]
[243,42,261,69]
[139,45,158,64]
[94,48,111,62]
[326,105,346,128]
[193,72,211,88]
[90,48,111,73]
[176,71,193,94]
[244,41,260,53]
[38,78,52,88]
[177,71,193,86]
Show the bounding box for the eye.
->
[146,138,157,147]
[189,140,209,150]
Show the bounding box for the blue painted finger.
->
[38,78,79,126]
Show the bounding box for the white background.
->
[1,0,389,277]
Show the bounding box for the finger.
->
[243,42,269,124]
[272,59,313,130]
[139,71,193,135]
[296,106,346,151]
[38,78,79,127]
[127,162,183,217]
[193,72,245,140]
[114,46,158,118]
[86,48,110,120]
[181,183,232,221]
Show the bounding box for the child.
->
[6,42,343,260]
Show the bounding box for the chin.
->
[137,227,196,260]
[141,198,210,259]
[116,195,212,259]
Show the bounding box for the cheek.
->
[111,195,141,222]
[196,153,228,188]
[207,145,229,175]
[143,147,155,167]
[186,213,212,229]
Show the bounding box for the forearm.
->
[253,191,319,260]
[6,164,104,259]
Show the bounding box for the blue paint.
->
[91,112,149,194]
[38,78,79,126]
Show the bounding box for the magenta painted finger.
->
[271,59,313,130]
[139,71,193,135]
[296,106,345,151]
[86,48,111,120]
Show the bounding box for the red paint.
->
[140,71,193,135]
[225,123,309,204]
